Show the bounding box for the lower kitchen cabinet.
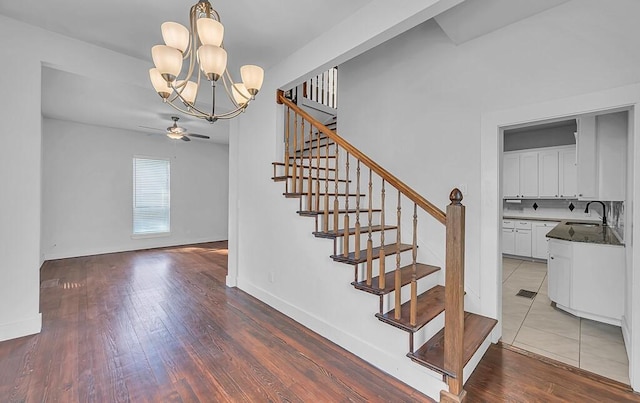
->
[503,219,559,260]
[532,221,560,259]
[548,238,624,325]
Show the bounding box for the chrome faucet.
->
[584,201,607,227]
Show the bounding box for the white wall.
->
[41,119,228,260]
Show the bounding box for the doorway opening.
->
[499,110,630,384]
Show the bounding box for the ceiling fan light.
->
[241,65,264,95]
[161,22,190,53]
[196,18,224,47]
[149,68,170,99]
[176,80,198,105]
[232,83,251,106]
[197,45,227,81]
[152,45,182,82]
[167,132,183,140]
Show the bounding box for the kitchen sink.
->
[565,221,600,227]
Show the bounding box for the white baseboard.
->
[0,313,42,342]
[621,315,631,361]
[43,237,224,261]
[237,277,446,400]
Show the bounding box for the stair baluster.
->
[298,116,304,193]
[292,112,298,193]
[323,134,330,232]
[354,160,361,261]
[307,121,313,211]
[378,179,386,290]
[314,127,321,211]
[343,153,350,257]
[333,147,340,233]
[366,168,373,286]
[411,203,418,327]
[285,107,290,193]
[394,190,402,320]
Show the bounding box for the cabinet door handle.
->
[579,193,583,197]
[550,256,554,259]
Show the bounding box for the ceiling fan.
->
[140,116,211,141]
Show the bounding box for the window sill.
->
[131,232,171,240]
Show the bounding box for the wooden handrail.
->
[277,91,446,225]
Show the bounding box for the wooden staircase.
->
[273,90,496,402]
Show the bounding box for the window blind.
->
[133,157,170,235]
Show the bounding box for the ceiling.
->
[0,1,572,144]
[0,0,372,143]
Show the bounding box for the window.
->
[133,157,170,235]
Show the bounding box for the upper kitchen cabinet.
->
[576,112,627,201]
[503,151,538,198]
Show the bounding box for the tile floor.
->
[502,257,630,384]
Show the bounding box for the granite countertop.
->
[546,220,624,246]
[503,216,563,222]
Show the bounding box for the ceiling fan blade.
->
[186,133,210,139]
[181,136,191,142]
[138,125,165,132]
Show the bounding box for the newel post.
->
[441,188,466,403]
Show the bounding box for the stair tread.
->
[289,155,337,159]
[353,263,441,296]
[297,208,382,217]
[407,312,498,378]
[297,141,336,154]
[272,162,336,172]
[304,135,333,145]
[272,175,350,183]
[331,243,413,264]
[376,285,445,332]
[313,225,396,239]
[283,192,364,198]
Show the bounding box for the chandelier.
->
[149,0,264,123]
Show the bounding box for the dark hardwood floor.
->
[466,344,640,402]
[0,242,430,402]
[2,241,639,402]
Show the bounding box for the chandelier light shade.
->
[149,0,264,122]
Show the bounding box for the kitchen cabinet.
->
[504,146,576,200]
[538,150,559,197]
[558,147,577,198]
[503,154,521,198]
[514,221,532,257]
[548,238,624,325]
[519,152,539,198]
[575,112,627,201]
[548,239,572,308]
[502,151,538,198]
[576,116,598,199]
[502,220,515,255]
[503,219,557,260]
[532,221,560,259]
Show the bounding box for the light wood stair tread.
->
[331,243,413,265]
[272,162,336,172]
[313,225,396,239]
[352,263,440,296]
[296,141,336,154]
[407,312,498,378]
[297,208,382,217]
[376,285,445,332]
